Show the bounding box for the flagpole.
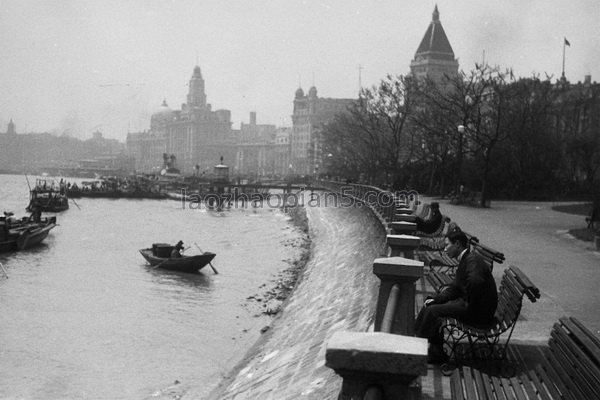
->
[562,40,566,78]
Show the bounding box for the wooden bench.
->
[415,202,431,220]
[440,266,540,365]
[416,215,451,239]
[422,244,505,294]
[450,316,600,399]
[418,231,480,268]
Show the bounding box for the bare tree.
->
[320,74,419,185]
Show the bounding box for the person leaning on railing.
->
[414,229,498,363]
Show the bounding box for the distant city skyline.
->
[1,0,598,141]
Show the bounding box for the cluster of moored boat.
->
[4,177,217,274]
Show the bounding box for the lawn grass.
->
[551,202,596,242]
[551,202,593,216]
[569,228,596,242]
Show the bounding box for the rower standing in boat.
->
[30,207,42,223]
[170,241,184,258]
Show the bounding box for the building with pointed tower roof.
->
[127,66,235,174]
[410,5,459,83]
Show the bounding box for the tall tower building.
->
[410,5,459,82]
[127,66,234,173]
[187,65,207,108]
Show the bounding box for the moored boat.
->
[0,212,57,253]
[139,244,216,273]
[27,178,69,212]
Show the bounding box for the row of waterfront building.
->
[126,5,457,178]
[125,67,354,178]
[2,6,596,180]
[0,6,513,178]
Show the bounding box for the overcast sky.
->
[0,0,598,141]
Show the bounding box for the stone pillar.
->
[387,233,419,258]
[326,331,427,400]
[390,221,417,236]
[395,214,418,223]
[395,207,413,218]
[373,256,424,335]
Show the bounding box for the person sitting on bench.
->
[415,202,442,234]
[415,229,498,363]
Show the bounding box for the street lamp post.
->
[457,124,465,196]
[456,95,472,198]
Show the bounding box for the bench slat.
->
[517,372,540,400]
[560,316,600,366]
[508,266,540,301]
[550,327,600,395]
[508,376,527,400]
[451,368,467,400]
[463,366,480,400]
[547,344,589,399]
[490,375,508,400]
[527,364,555,400]
[475,370,495,400]
[535,360,569,400]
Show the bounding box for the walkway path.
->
[436,198,600,338]
[205,197,387,399]
[204,196,600,399]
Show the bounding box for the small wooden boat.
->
[139,244,216,273]
[0,213,57,253]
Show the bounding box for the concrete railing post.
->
[386,232,419,258]
[326,331,427,400]
[372,257,424,335]
[394,214,418,223]
[395,206,413,218]
[390,221,416,235]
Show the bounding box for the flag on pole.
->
[564,37,571,46]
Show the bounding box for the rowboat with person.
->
[139,241,217,274]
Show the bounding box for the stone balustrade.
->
[372,256,424,335]
[386,234,420,258]
[325,331,427,400]
[321,182,427,399]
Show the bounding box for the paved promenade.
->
[204,195,599,400]
[438,198,600,337]
[206,197,387,399]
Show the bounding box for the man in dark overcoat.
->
[415,230,498,362]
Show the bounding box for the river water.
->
[0,174,307,400]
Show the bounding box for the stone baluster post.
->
[386,234,419,259]
[395,206,413,218]
[372,257,424,335]
[390,221,416,234]
[394,214,418,223]
[326,331,427,400]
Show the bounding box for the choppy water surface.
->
[0,174,305,399]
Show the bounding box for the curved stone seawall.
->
[206,197,387,399]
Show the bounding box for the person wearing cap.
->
[170,241,184,258]
[415,202,443,234]
[414,229,498,363]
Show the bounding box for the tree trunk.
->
[480,151,492,208]
[427,163,437,195]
